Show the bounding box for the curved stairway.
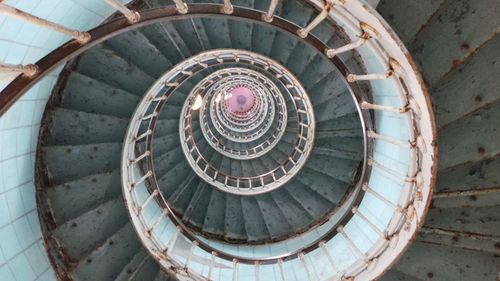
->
[36,1,366,280]
[22,0,498,280]
[378,0,500,280]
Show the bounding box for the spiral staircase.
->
[0,0,498,280]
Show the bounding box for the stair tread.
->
[105,29,172,78]
[60,72,140,118]
[408,0,500,86]
[53,198,128,261]
[42,142,122,184]
[46,108,129,146]
[73,223,141,281]
[224,194,247,241]
[47,170,121,224]
[76,45,155,96]
[389,241,498,281]
[241,196,271,242]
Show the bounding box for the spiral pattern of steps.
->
[36,1,370,279]
[377,0,500,280]
[2,0,491,280]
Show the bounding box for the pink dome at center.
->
[226,86,255,114]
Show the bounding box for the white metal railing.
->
[120,1,435,280]
[0,0,436,280]
[0,3,91,44]
[176,51,314,195]
[196,68,289,160]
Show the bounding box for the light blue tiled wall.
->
[0,0,130,280]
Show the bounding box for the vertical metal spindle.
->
[319,241,343,276]
[0,3,91,43]
[173,0,188,14]
[325,22,378,58]
[136,190,159,215]
[130,171,153,190]
[367,130,414,148]
[298,253,313,281]
[147,209,167,236]
[278,259,286,281]
[128,150,150,166]
[297,2,332,38]
[232,258,238,281]
[262,0,279,22]
[338,226,367,261]
[352,207,387,239]
[207,251,217,280]
[255,261,260,281]
[103,0,140,23]
[222,0,234,14]
[184,241,198,269]
[0,62,38,78]
[166,226,181,254]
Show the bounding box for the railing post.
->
[0,62,39,78]
[232,258,238,281]
[278,259,286,281]
[297,2,332,38]
[222,0,234,14]
[172,0,188,14]
[207,251,217,280]
[103,0,140,23]
[325,22,378,58]
[0,3,91,44]
[262,0,279,23]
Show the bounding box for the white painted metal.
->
[0,3,91,44]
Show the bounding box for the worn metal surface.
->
[408,0,500,87]
[430,32,500,128]
[438,98,500,170]
[389,241,498,280]
[378,0,500,279]
[377,0,445,44]
[15,1,438,278]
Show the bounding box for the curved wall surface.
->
[0,0,130,280]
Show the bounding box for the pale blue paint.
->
[0,1,131,280]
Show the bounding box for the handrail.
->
[120,5,373,275]
[0,1,436,280]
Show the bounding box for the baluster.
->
[278,259,286,281]
[134,129,152,142]
[255,261,260,281]
[104,0,140,23]
[232,259,238,281]
[147,209,167,237]
[319,241,344,278]
[141,112,158,121]
[172,0,188,14]
[367,130,414,148]
[297,1,333,38]
[0,3,90,44]
[0,62,38,78]
[222,0,234,14]
[166,226,181,254]
[363,184,402,212]
[361,101,409,113]
[184,241,198,269]
[130,171,152,190]
[207,251,217,280]
[136,190,159,215]
[347,58,402,82]
[338,226,368,262]
[352,207,387,239]
[298,253,313,281]
[326,22,378,58]
[262,0,279,22]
